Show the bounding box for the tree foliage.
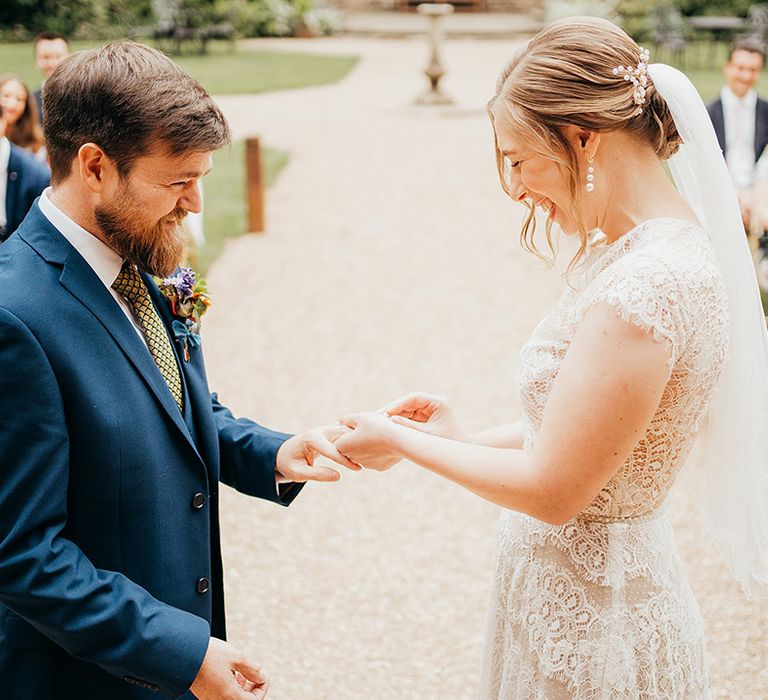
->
[0,0,335,39]
[617,0,754,44]
[0,0,153,38]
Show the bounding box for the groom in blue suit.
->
[0,42,358,699]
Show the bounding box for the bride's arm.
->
[468,423,524,449]
[337,303,671,525]
[380,392,523,447]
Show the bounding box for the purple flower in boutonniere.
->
[155,267,211,361]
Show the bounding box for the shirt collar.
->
[722,86,757,110]
[38,187,124,289]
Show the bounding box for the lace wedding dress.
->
[479,218,729,699]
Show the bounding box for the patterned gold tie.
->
[112,262,184,411]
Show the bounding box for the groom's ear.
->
[78,142,117,194]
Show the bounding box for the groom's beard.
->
[95,187,187,278]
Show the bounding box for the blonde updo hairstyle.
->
[489,17,682,269]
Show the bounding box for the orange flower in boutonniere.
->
[155,267,211,361]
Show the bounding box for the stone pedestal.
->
[416,3,454,105]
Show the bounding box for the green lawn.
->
[176,45,359,96]
[0,40,358,96]
[200,142,288,271]
[0,37,758,101]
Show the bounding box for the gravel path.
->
[205,38,767,699]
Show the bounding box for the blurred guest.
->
[0,103,50,243]
[706,37,768,233]
[0,77,46,163]
[33,32,70,123]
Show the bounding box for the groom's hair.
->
[42,40,231,184]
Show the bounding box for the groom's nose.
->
[178,180,203,214]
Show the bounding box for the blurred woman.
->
[0,77,46,164]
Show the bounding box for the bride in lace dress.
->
[336,17,768,699]
[477,213,726,698]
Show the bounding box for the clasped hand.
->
[275,392,462,477]
[334,392,465,470]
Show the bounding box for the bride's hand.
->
[381,392,466,441]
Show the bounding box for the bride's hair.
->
[489,17,682,270]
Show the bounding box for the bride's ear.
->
[562,125,601,158]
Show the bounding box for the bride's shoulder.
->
[637,216,710,250]
[617,217,714,268]
[596,217,724,301]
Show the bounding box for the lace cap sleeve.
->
[584,253,688,370]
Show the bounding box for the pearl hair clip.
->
[612,48,650,116]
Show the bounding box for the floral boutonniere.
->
[155,267,211,361]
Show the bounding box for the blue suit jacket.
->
[2,143,50,241]
[706,95,768,166]
[0,204,303,699]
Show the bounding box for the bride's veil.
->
[648,63,768,597]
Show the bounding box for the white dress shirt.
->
[721,87,758,190]
[0,137,10,228]
[38,187,147,346]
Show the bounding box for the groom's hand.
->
[276,425,361,482]
[190,637,269,699]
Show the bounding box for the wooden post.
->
[246,137,264,233]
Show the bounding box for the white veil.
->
[648,63,768,598]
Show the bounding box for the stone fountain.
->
[416,3,454,105]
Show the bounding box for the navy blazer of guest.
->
[2,142,50,241]
[706,95,768,166]
[0,204,303,699]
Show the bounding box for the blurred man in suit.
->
[707,37,767,233]
[33,32,70,124]
[0,102,49,242]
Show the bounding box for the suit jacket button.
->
[192,492,206,509]
[197,577,210,594]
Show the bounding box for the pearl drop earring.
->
[586,156,595,193]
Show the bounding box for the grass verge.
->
[199,141,289,272]
[0,40,358,96]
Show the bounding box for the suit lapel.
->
[711,99,726,156]
[142,277,198,438]
[18,208,203,464]
[147,276,219,474]
[754,99,768,163]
